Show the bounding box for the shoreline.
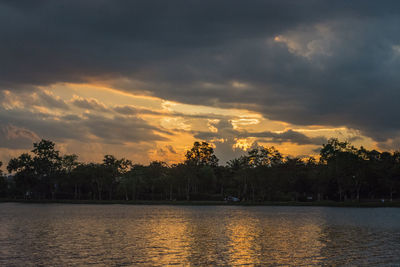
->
[1,199,399,207]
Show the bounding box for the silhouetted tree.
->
[119,164,145,200]
[30,140,62,198]
[62,154,79,198]
[3,138,400,202]
[182,142,219,200]
[101,155,132,199]
[185,142,219,167]
[7,153,35,198]
[0,161,6,197]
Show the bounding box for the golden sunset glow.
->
[2,2,400,266]
[1,0,397,167]
[0,80,380,165]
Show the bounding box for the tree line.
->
[0,138,399,202]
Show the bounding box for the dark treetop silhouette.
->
[2,139,400,202]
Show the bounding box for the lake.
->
[0,203,399,266]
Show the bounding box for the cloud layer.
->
[0,90,169,149]
[1,1,400,163]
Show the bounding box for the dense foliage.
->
[1,139,400,202]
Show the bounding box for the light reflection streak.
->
[1,205,399,266]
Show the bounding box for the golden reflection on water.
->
[225,209,325,266]
[139,210,192,265]
[137,207,328,265]
[227,213,262,265]
[0,204,400,266]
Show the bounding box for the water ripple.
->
[0,204,399,266]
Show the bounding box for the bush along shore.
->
[1,199,399,208]
[0,138,400,205]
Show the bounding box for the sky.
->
[1,0,400,166]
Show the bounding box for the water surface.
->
[0,203,399,266]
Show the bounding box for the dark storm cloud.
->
[0,108,86,146]
[0,124,39,149]
[113,105,163,116]
[82,114,170,144]
[0,105,170,149]
[0,89,69,110]
[1,1,400,143]
[71,96,109,112]
[194,119,326,163]
[195,125,326,146]
[248,130,327,146]
[37,91,69,110]
[113,104,236,120]
[113,106,139,115]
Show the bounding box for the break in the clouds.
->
[1,1,400,163]
[194,119,328,164]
